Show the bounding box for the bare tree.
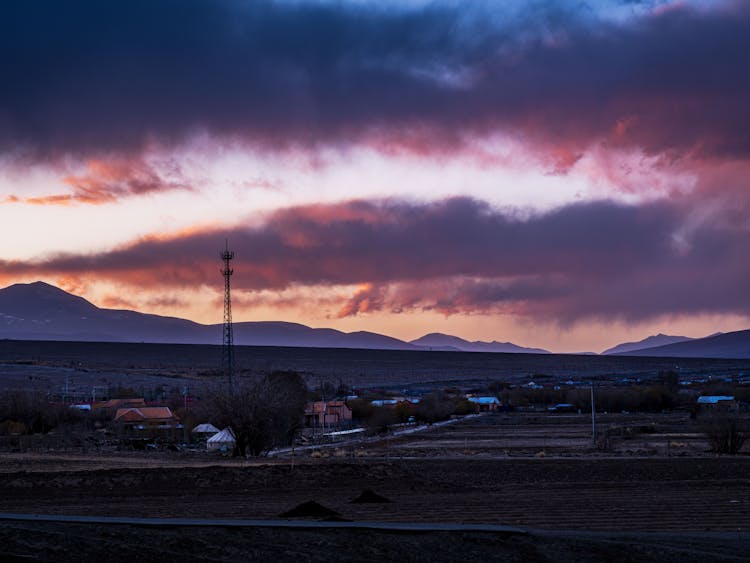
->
[703,414,746,455]
[211,371,307,457]
[0,390,83,435]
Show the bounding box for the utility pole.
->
[220,239,235,392]
[590,383,596,447]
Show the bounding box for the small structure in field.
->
[304,401,353,427]
[207,427,236,452]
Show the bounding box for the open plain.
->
[2,339,750,394]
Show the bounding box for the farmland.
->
[1,413,749,533]
[2,426,750,561]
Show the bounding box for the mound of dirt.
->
[350,488,391,503]
[280,500,341,519]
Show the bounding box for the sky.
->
[1,0,749,353]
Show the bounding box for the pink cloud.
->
[1,193,748,323]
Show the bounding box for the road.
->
[0,512,526,532]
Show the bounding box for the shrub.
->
[346,398,373,421]
[415,392,455,423]
[365,407,397,436]
[453,399,475,416]
[393,401,414,423]
[703,414,746,454]
[0,391,83,434]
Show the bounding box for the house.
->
[207,428,236,452]
[113,406,181,435]
[697,396,737,411]
[467,396,502,412]
[92,398,147,417]
[192,423,220,440]
[304,401,353,428]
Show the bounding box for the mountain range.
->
[1,281,748,358]
[0,281,548,353]
[608,330,750,359]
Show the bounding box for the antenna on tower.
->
[220,238,235,391]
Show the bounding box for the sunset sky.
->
[1,0,749,352]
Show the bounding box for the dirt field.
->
[1,520,748,562]
[2,456,749,531]
[1,456,750,561]
[354,412,718,458]
[2,410,750,560]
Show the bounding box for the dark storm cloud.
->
[3,196,748,321]
[1,0,749,158]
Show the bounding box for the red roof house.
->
[304,401,352,427]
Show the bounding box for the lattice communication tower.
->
[220,239,235,390]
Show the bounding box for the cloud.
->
[100,294,138,310]
[2,157,191,205]
[1,0,748,163]
[2,194,749,323]
[336,283,386,318]
[23,194,75,206]
[60,158,190,203]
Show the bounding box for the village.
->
[1,368,747,458]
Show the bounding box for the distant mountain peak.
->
[602,333,694,355]
[410,332,549,354]
[10,280,65,292]
[611,329,750,359]
[0,280,99,318]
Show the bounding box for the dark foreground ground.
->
[2,457,749,530]
[1,520,748,562]
[1,456,750,561]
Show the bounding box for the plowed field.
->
[1,457,749,532]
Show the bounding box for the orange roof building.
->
[113,407,180,429]
[92,398,147,412]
